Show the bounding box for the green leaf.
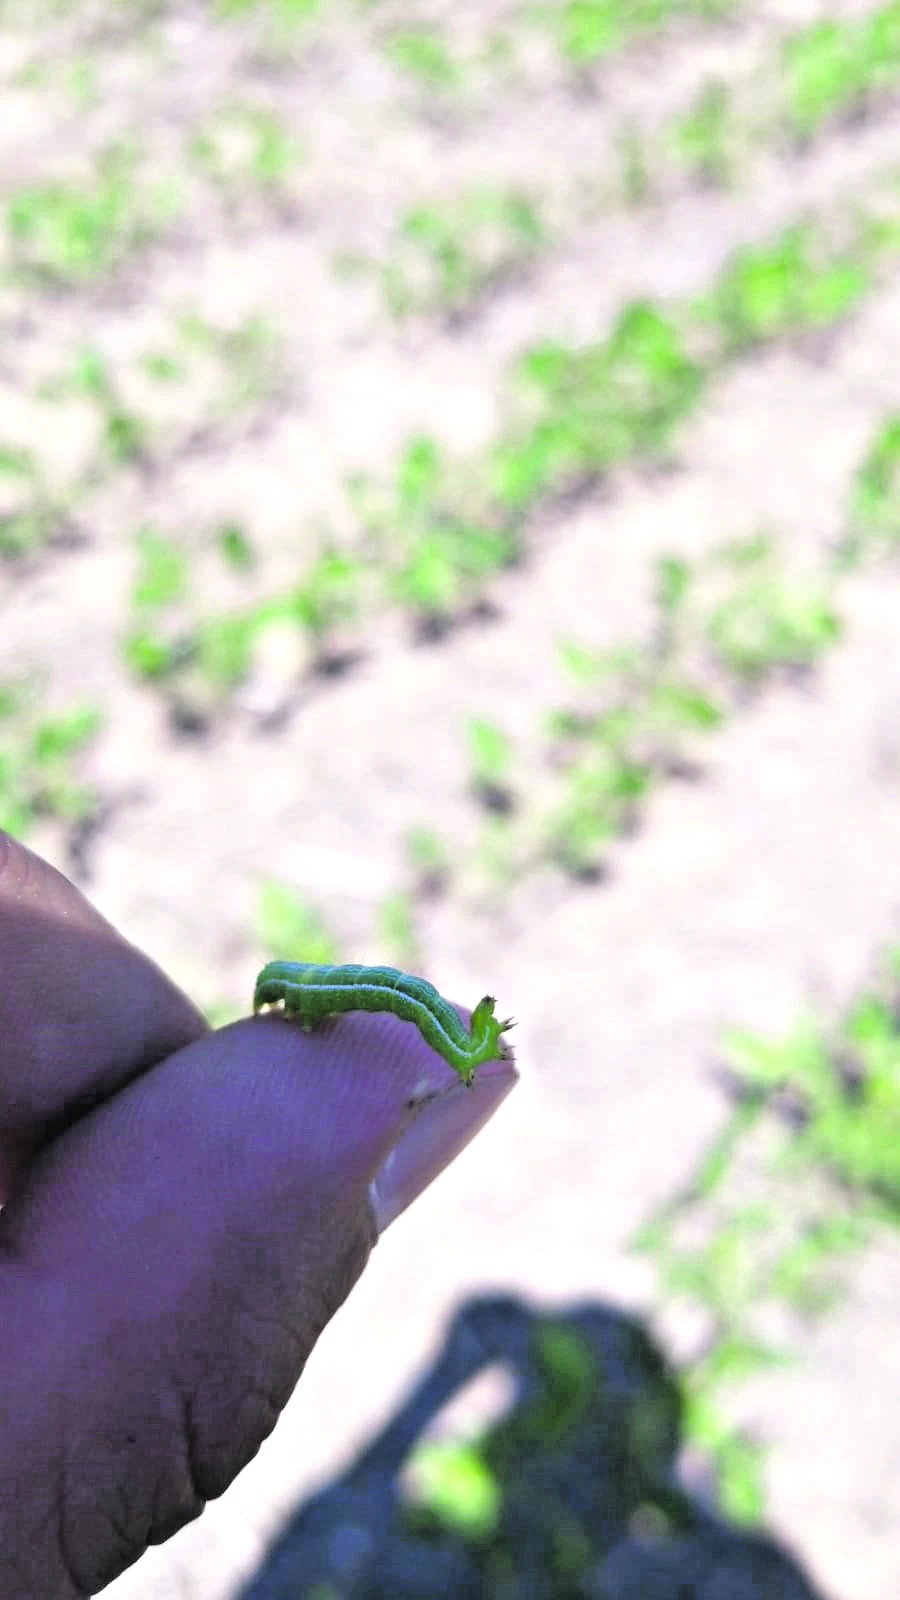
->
[386,29,460,91]
[195,612,259,688]
[31,706,101,764]
[123,628,177,679]
[466,717,512,787]
[216,521,256,571]
[397,436,441,509]
[131,526,190,611]
[655,554,692,614]
[0,444,36,479]
[649,680,723,730]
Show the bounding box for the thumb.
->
[0,1008,516,1598]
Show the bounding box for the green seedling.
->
[655,553,692,611]
[542,649,666,877]
[176,311,283,419]
[388,518,517,631]
[704,535,841,683]
[53,346,147,472]
[540,553,722,878]
[537,0,736,68]
[216,0,319,23]
[542,0,659,66]
[657,1202,778,1328]
[247,110,300,188]
[492,302,705,510]
[348,436,516,633]
[670,81,736,188]
[140,350,185,383]
[780,5,900,144]
[6,143,178,284]
[860,190,900,270]
[123,525,191,681]
[642,678,724,756]
[123,522,283,722]
[380,188,546,322]
[680,1383,769,1526]
[724,993,900,1201]
[614,122,654,207]
[132,524,189,610]
[66,58,99,107]
[192,610,262,693]
[285,546,362,668]
[466,717,515,814]
[554,638,642,690]
[216,520,256,572]
[766,1214,871,1315]
[255,878,340,966]
[190,105,301,201]
[28,704,103,826]
[122,627,176,681]
[781,19,870,142]
[543,744,653,879]
[404,826,451,898]
[652,552,695,665]
[842,412,900,563]
[477,28,518,77]
[136,312,283,459]
[696,225,869,354]
[864,2,900,92]
[160,599,286,731]
[0,684,101,840]
[551,559,716,741]
[547,643,644,745]
[549,641,720,762]
[0,443,62,558]
[396,432,442,511]
[124,518,361,718]
[824,982,900,1198]
[632,946,900,1534]
[386,29,461,92]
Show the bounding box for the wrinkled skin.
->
[0,833,517,1598]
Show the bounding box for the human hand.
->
[0,833,518,1598]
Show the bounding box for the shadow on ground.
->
[238,1292,823,1600]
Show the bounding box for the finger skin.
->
[0,832,207,1200]
[0,1015,434,1598]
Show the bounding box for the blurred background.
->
[1,0,899,1596]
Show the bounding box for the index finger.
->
[0,832,207,1200]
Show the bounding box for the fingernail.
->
[368,1056,518,1233]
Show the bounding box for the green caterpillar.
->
[253,961,514,1087]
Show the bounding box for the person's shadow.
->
[238,1292,825,1599]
